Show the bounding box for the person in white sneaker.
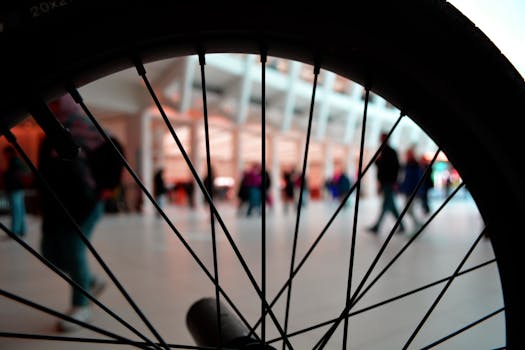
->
[38,95,120,332]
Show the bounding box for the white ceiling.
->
[78,53,434,157]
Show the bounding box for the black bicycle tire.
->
[0,1,523,348]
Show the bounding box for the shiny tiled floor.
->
[0,193,505,349]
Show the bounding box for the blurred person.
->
[399,146,424,229]
[204,166,215,196]
[2,145,30,237]
[263,168,273,209]
[282,168,296,213]
[203,165,216,204]
[295,173,309,208]
[237,168,250,216]
[367,133,405,234]
[333,168,352,208]
[443,166,453,198]
[419,156,434,215]
[38,94,123,332]
[154,167,169,213]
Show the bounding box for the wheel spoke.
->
[342,87,370,350]
[420,307,505,350]
[67,86,257,339]
[351,181,466,309]
[0,333,132,346]
[266,258,496,344]
[401,228,488,349]
[261,50,268,346]
[315,148,442,349]
[0,221,160,350]
[249,113,404,335]
[2,127,170,350]
[0,288,148,349]
[133,56,292,348]
[282,63,320,350]
[198,52,223,348]
[0,332,225,349]
[349,148,442,305]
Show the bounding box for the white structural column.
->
[389,119,404,149]
[153,126,165,166]
[365,117,383,149]
[190,119,203,210]
[232,127,243,195]
[343,110,358,144]
[346,81,364,149]
[315,71,337,140]
[324,141,334,180]
[364,117,383,198]
[140,111,154,215]
[408,124,422,148]
[349,86,382,198]
[236,55,257,124]
[179,56,198,114]
[281,61,302,132]
[345,145,356,180]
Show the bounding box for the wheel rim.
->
[0,2,520,349]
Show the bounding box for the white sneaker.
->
[90,276,107,299]
[57,306,92,332]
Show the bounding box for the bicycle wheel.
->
[0,1,522,349]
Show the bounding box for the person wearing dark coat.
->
[399,147,424,229]
[39,95,123,332]
[368,133,405,234]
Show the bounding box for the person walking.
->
[38,94,123,332]
[367,133,405,234]
[245,163,262,216]
[154,167,169,213]
[263,168,273,209]
[419,156,434,215]
[236,168,250,216]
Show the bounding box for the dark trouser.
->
[41,202,104,307]
[7,190,27,236]
[372,184,404,231]
[246,187,261,216]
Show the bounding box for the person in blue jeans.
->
[38,95,123,332]
[3,145,28,237]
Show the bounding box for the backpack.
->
[87,136,124,192]
[38,135,124,224]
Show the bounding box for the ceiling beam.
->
[236,55,256,124]
[315,72,336,140]
[343,111,358,144]
[179,56,198,114]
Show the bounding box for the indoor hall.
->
[0,52,505,350]
[0,0,518,337]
